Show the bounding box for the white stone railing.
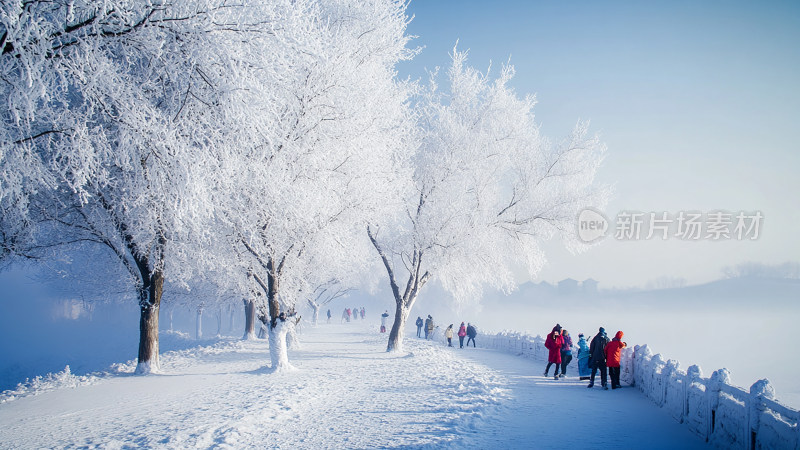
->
[474,330,800,449]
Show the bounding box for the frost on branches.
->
[1,0,243,374]
[1,0,415,373]
[193,0,415,370]
[369,48,610,352]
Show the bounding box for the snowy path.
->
[455,345,706,449]
[0,324,706,449]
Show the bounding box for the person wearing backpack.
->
[466,323,477,347]
[425,315,434,340]
[415,316,424,338]
[588,327,610,389]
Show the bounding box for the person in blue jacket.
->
[577,333,591,381]
[415,316,424,338]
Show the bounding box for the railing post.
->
[747,379,775,450]
[685,365,702,423]
[707,369,730,443]
[661,360,671,407]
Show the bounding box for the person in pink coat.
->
[543,324,564,380]
[457,322,467,348]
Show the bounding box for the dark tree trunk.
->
[136,268,163,374]
[266,258,281,328]
[368,227,430,353]
[243,298,256,339]
[386,300,408,352]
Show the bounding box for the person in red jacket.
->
[543,324,563,380]
[605,330,628,389]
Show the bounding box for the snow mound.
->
[0,365,99,404]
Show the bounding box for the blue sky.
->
[398,0,800,287]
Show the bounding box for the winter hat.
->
[599,327,605,334]
[578,333,584,338]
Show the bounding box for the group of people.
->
[544,324,627,390]
[415,316,477,349]
[415,315,435,339]
[339,307,366,323]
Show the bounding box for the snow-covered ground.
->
[0,324,706,449]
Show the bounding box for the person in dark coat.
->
[559,329,573,378]
[466,323,477,347]
[543,325,564,380]
[588,327,610,389]
[424,315,432,339]
[605,330,628,389]
[426,315,435,340]
[415,316,424,338]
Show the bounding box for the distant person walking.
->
[458,322,467,348]
[445,324,454,347]
[588,327,611,389]
[360,307,365,320]
[577,333,591,381]
[341,309,349,323]
[326,309,331,324]
[466,323,477,347]
[543,324,563,380]
[560,329,573,378]
[380,310,389,333]
[416,316,424,338]
[425,315,434,340]
[605,330,628,389]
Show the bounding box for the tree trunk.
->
[368,228,430,354]
[196,304,204,340]
[387,297,413,352]
[135,268,164,374]
[266,268,280,328]
[215,306,222,336]
[243,298,256,340]
[268,320,295,372]
[311,303,320,326]
[228,303,235,334]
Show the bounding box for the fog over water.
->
[408,277,800,409]
[2,267,798,410]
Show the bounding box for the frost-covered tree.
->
[369,48,610,352]
[204,0,415,371]
[306,280,354,326]
[0,1,293,373]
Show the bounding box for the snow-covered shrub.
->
[0,366,99,404]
